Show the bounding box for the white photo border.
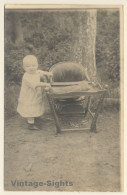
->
[1,0,127,195]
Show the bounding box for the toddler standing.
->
[17,55,52,130]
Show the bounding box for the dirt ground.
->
[4,108,121,192]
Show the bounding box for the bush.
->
[4,84,20,118]
[4,9,120,116]
[96,10,120,83]
[5,10,120,85]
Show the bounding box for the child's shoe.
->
[28,124,39,130]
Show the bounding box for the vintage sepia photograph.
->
[4,4,123,191]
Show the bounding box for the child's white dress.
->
[17,70,48,118]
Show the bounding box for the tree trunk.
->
[11,13,23,45]
[72,10,97,80]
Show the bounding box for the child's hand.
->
[44,83,51,88]
[36,82,51,89]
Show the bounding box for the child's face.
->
[24,61,38,74]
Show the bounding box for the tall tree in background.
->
[10,12,23,45]
[72,10,97,80]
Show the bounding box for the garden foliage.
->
[4,9,120,116]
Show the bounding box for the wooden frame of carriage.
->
[45,62,107,134]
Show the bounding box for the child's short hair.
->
[23,55,38,67]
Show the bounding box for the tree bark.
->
[72,10,97,80]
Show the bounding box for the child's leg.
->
[27,117,39,130]
[27,117,34,124]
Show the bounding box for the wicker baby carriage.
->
[49,62,90,114]
[46,62,106,133]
